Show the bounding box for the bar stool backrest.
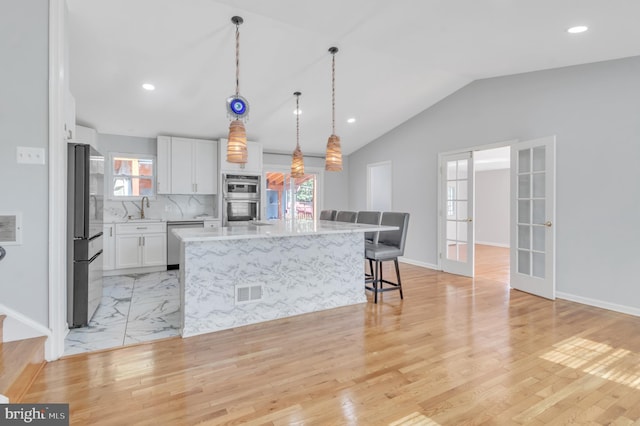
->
[379,212,410,255]
[319,210,337,220]
[356,211,382,243]
[335,211,358,223]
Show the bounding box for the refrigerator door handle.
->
[89,232,103,242]
[89,250,103,263]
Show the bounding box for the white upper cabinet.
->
[156,136,218,195]
[73,125,98,151]
[157,136,171,194]
[219,139,263,174]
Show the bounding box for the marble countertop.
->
[108,216,221,224]
[173,219,396,242]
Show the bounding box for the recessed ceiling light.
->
[293,109,302,115]
[347,118,356,124]
[567,26,588,34]
[142,83,155,91]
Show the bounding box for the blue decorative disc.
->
[226,95,250,118]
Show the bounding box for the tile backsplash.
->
[104,195,218,222]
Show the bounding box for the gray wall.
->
[0,0,50,325]
[263,153,350,211]
[349,56,640,309]
[98,133,156,156]
[475,169,510,247]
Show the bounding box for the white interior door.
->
[367,161,392,211]
[510,136,555,299]
[441,152,474,277]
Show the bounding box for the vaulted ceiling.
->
[67,0,640,156]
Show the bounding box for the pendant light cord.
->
[296,94,301,148]
[235,23,240,96]
[331,52,336,135]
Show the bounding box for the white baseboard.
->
[0,394,8,404]
[475,241,510,248]
[556,292,640,318]
[0,303,51,343]
[398,257,440,271]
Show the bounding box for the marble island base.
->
[179,231,366,337]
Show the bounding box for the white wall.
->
[349,55,640,310]
[263,152,350,211]
[0,0,50,326]
[475,169,509,247]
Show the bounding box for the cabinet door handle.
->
[136,227,147,230]
[143,236,145,245]
[110,228,112,237]
[138,236,141,246]
[195,183,198,192]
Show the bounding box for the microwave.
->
[223,174,260,198]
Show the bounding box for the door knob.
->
[544,221,552,227]
[467,218,473,223]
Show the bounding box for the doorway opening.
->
[438,136,556,299]
[473,146,511,283]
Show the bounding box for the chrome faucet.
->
[141,196,150,219]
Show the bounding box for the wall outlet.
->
[16,147,46,165]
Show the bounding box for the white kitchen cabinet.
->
[103,224,116,271]
[73,125,98,151]
[156,135,171,194]
[219,139,263,174]
[115,222,167,269]
[203,220,221,229]
[156,136,217,195]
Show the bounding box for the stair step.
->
[0,335,46,402]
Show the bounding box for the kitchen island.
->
[173,219,391,337]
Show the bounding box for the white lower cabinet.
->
[115,222,167,269]
[103,224,116,271]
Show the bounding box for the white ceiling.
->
[67,0,640,156]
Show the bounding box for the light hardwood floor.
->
[24,246,640,425]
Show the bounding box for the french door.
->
[440,151,474,277]
[264,170,318,220]
[510,136,556,299]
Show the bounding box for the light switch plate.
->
[17,146,46,165]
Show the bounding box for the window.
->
[109,153,155,199]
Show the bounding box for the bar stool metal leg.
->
[394,258,403,299]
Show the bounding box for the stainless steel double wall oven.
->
[222,174,260,225]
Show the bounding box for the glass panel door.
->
[265,172,317,220]
[441,151,474,277]
[510,137,555,299]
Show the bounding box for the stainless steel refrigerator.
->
[67,143,104,328]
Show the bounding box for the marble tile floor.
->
[64,270,180,356]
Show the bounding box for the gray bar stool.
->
[335,211,357,223]
[356,211,382,280]
[319,210,337,220]
[365,212,410,303]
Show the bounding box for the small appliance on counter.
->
[222,174,260,226]
[67,143,104,328]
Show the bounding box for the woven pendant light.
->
[227,119,247,163]
[226,16,249,164]
[325,46,343,171]
[291,92,305,178]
